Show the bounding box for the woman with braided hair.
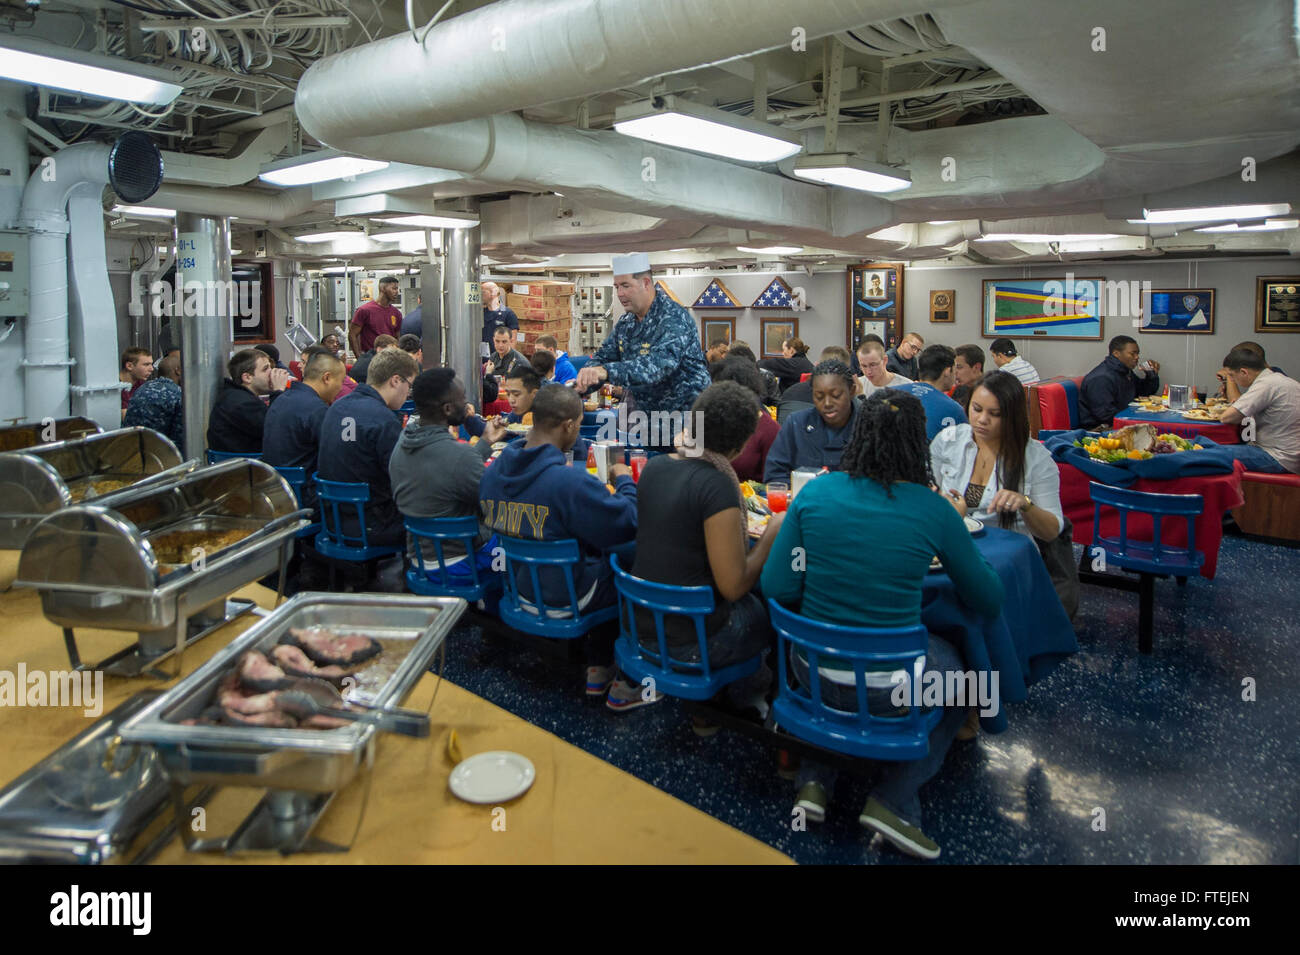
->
[762,358,861,484]
[761,390,1004,859]
[633,381,785,720]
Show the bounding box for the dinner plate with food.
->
[1180,407,1226,421]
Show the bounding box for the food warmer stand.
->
[120,593,464,855]
[14,458,308,678]
[0,426,191,549]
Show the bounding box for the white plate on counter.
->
[449,751,536,804]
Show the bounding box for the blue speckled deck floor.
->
[437,533,1300,865]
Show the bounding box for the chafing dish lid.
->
[0,690,168,861]
[15,459,301,591]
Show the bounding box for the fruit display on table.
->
[1077,426,1202,463]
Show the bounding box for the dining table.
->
[1110,405,1240,444]
[1053,457,1245,579]
[922,526,1078,734]
[0,554,791,865]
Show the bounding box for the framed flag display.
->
[847,263,904,352]
[692,277,743,308]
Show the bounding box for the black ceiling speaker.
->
[107,131,164,205]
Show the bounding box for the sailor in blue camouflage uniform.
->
[575,253,711,431]
[123,351,184,449]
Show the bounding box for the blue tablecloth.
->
[921,526,1077,734]
[1041,428,1237,488]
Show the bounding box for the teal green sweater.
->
[760,472,1004,630]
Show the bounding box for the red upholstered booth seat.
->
[1240,470,1300,488]
[1028,376,1084,437]
[1232,469,1300,541]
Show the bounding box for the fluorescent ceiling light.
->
[974,233,1123,243]
[737,245,803,254]
[112,204,175,218]
[1195,219,1299,233]
[0,35,182,105]
[613,94,802,163]
[927,220,956,225]
[259,150,389,187]
[294,231,366,243]
[372,212,479,229]
[320,266,363,274]
[792,153,910,193]
[512,261,554,270]
[372,229,441,246]
[1130,203,1291,224]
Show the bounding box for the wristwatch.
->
[1020,495,1034,513]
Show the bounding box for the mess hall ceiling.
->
[14,0,1300,268]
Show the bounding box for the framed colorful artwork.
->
[847,263,904,352]
[981,276,1104,340]
[761,317,798,358]
[701,316,735,349]
[1255,276,1300,332]
[1140,288,1214,334]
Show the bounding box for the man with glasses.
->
[317,348,420,548]
[886,332,924,381]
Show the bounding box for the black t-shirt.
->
[633,455,740,644]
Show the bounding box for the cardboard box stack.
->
[509,282,574,354]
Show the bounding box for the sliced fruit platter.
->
[1075,423,1203,462]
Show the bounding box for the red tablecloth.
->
[1057,460,1245,578]
[1112,410,1240,444]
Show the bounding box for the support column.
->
[175,213,231,461]
[443,201,481,403]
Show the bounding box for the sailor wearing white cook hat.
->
[574,253,711,428]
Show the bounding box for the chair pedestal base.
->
[1079,569,1157,653]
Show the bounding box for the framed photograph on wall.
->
[847,263,904,353]
[981,276,1104,340]
[761,317,798,358]
[929,289,955,323]
[701,316,735,350]
[1140,288,1214,334]
[1255,276,1300,332]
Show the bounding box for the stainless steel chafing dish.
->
[14,458,309,677]
[0,691,179,864]
[120,592,464,855]
[0,416,102,453]
[0,426,192,549]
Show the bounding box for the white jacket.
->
[929,423,1063,538]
